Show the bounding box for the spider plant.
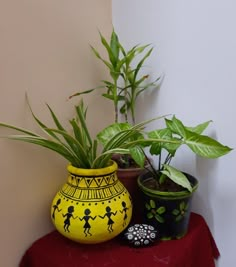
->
[0,97,169,169]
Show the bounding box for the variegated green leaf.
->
[97,123,131,145]
[161,165,193,192]
[165,116,186,138]
[185,130,232,158]
[186,120,212,135]
[129,146,146,168]
[149,143,162,155]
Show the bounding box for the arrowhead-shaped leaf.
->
[161,165,193,192]
[165,116,186,138]
[97,123,131,146]
[129,146,146,168]
[148,128,181,156]
[186,120,212,135]
[185,130,232,158]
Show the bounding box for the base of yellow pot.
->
[51,190,132,244]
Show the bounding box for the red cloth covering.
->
[19,213,219,267]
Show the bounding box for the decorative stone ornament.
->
[51,161,132,244]
[124,224,158,247]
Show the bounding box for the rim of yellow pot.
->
[67,160,118,176]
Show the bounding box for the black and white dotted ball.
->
[124,224,158,247]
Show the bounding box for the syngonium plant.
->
[139,116,232,192]
[69,29,160,125]
[99,115,232,192]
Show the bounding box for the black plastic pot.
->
[137,172,198,240]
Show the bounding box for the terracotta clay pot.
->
[117,167,146,223]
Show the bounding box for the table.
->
[19,213,219,267]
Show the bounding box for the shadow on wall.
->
[192,152,219,232]
[193,154,220,267]
[135,76,164,125]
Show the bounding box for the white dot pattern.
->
[124,224,157,247]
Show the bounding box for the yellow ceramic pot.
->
[51,161,132,244]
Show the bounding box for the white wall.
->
[113,0,235,266]
[0,1,112,266]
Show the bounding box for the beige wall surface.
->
[0,1,112,266]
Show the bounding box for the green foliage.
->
[146,116,232,192]
[69,29,160,124]
[0,98,232,190]
[0,98,153,169]
[0,97,172,169]
[69,29,161,169]
[161,165,193,192]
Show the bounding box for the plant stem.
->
[164,153,173,166]
[158,150,162,171]
[113,79,119,123]
[114,103,118,123]
[144,153,160,182]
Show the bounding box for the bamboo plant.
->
[69,29,160,125]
